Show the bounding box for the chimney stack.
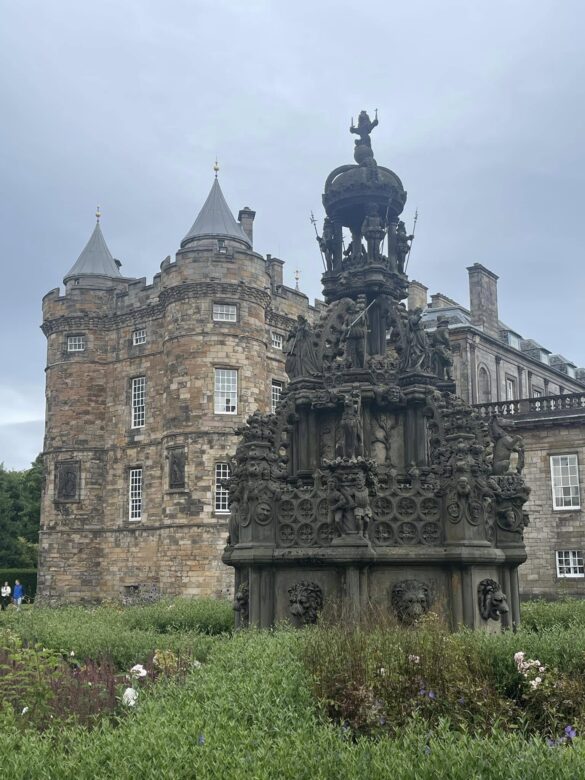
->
[266,254,284,290]
[238,207,256,246]
[467,263,499,337]
[408,280,428,311]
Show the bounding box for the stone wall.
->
[39,239,320,603]
[515,417,585,598]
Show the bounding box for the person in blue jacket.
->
[13,580,24,610]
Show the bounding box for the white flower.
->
[408,655,420,665]
[21,707,29,715]
[130,664,147,678]
[192,660,202,669]
[539,666,546,673]
[529,676,543,690]
[122,687,139,707]
[514,651,525,666]
[70,651,75,657]
[378,667,387,677]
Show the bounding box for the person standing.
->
[1,581,10,610]
[12,580,24,610]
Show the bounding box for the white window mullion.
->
[131,377,146,428]
[129,468,143,521]
[214,369,237,414]
[215,463,231,512]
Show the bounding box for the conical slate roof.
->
[182,178,251,248]
[64,221,121,282]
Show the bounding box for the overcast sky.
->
[1,0,584,469]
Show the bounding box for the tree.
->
[0,455,43,568]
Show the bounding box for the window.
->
[550,454,580,510]
[214,462,231,512]
[67,335,85,352]
[271,380,283,413]
[478,366,491,404]
[556,550,584,578]
[539,351,550,365]
[505,377,516,401]
[129,468,143,520]
[214,369,237,414]
[507,333,521,350]
[133,328,146,345]
[271,332,283,350]
[217,239,227,254]
[213,303,237,322]
[131,377,146,428]
[567,366,577,379]
[532,388,543,398]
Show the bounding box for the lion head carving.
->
[288,581,323,626]
[233,583,249,626]
[477,578,509,621]
[391,579,432,624]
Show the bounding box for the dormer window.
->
[567,366,577,379]
[539,351,550,365]
[507,333,521,350]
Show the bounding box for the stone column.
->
[495,357,502,402]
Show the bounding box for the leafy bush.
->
[522,598,585,631]
[0,628,584,779]
[302,613,585,740]
[0,569,37,601]
[0,603,222,669]
[121,597,233,635]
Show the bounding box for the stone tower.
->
[39,176,318,602]
[223,113,530,631]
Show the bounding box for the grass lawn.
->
[1,599,585,779]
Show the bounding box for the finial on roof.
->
[213,159,219,178]
[295,269,300,291]
[96,205,101,222]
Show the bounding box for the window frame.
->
[128,467,143,521]
[132,328,147,346]
[214,368,238,415]
[505,376,517,402]
[271,379,283,413]
[271,331,284,350]
[67,334,86,352]
[131,376,146,429]
[550,453,581,511]
[214,462,231,513]
[556,550,585,578]
[212,302,238,323]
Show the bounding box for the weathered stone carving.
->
[233,583,249,627]
[339,390,363,459]
[489,416,525,475]
[168,448,186,489]
[430,318,453,381]
[284,315,321,379]
[342,296,368,369]
[477,579,509,621]
[288,581,323,625]
[361,203,385,262]
[391,307,432,373]
[391,579,433,624]
[56,461,80,501]
[350,109,379,165]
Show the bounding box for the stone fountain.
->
[223,112,529,631]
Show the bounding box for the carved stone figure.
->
[399,308,431,372]
[56,461,80,501]
[168,448,186,489]
[327,476,355,536]
[233,583,249,626]
[353,471,372,536]
[343,297,368,369]
[317,217,335,271]
[430,318,453,381]
[391,579,432,624]
[395,220,413,273]
[489,417,525,475]
[350,110,379,148]
[361,202,385,261]
[284,315,321,379]
[288,581,323,625]
[340,391,363,458]
[477,579,509,621]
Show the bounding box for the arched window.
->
[478,366,491,403]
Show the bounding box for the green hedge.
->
[0,569,37,601]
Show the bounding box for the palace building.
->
[39,170,585,604]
